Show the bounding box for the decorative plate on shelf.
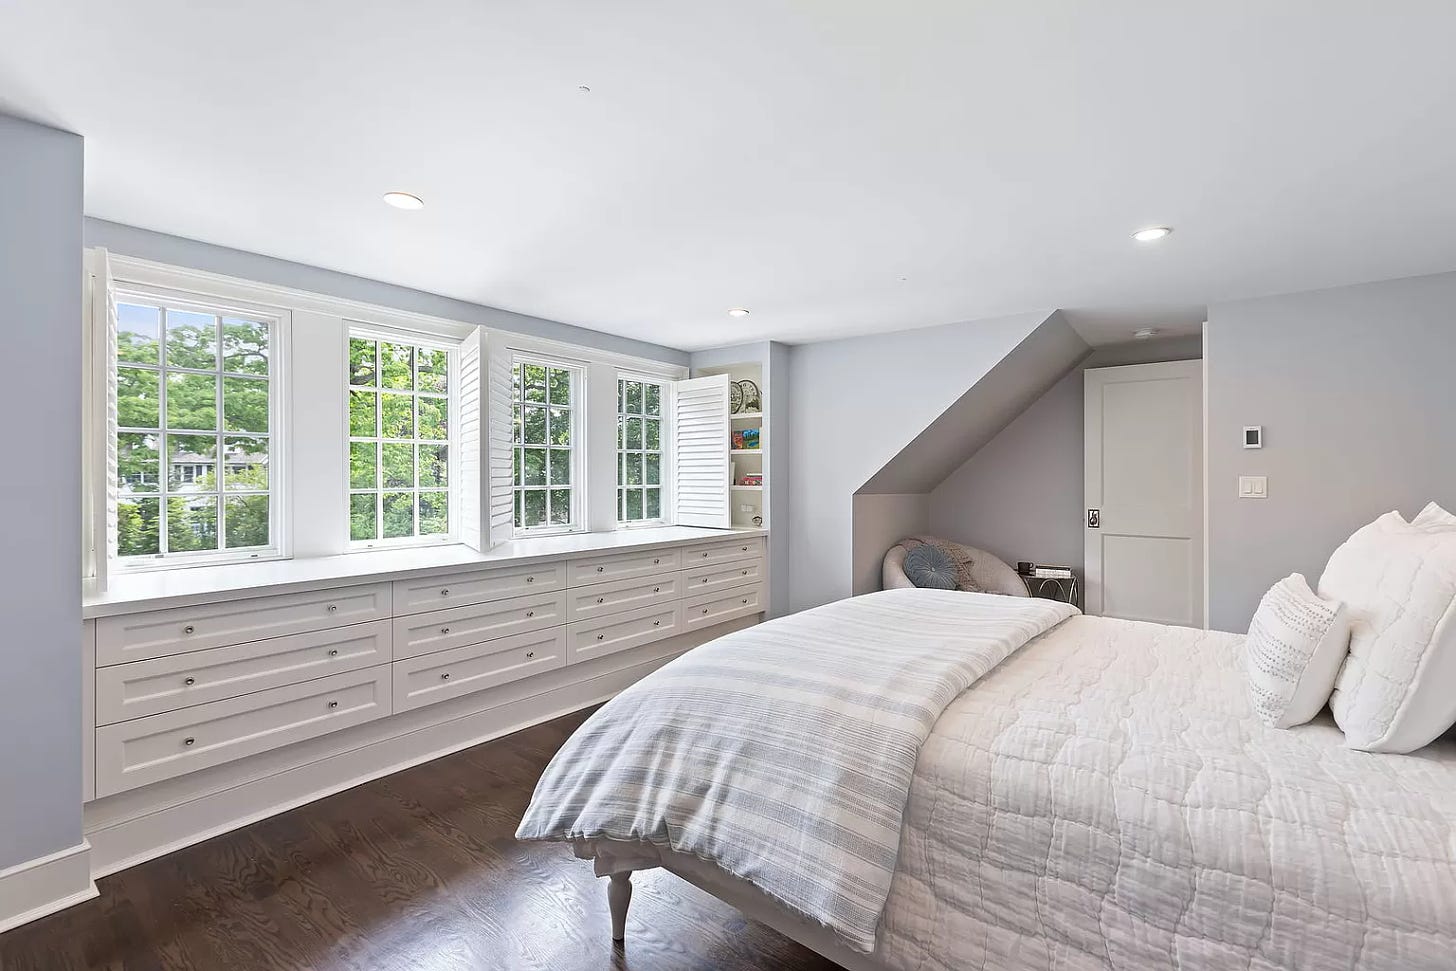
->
[737,379,761,412]
[729,381,744,413]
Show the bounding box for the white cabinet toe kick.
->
[81,532,767,874]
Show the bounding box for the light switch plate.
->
[1238,475,1268,499]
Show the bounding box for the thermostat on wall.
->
[1243,426,1263,449]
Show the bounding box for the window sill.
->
[82,524,768,619]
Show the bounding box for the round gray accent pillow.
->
[903,544,958,590]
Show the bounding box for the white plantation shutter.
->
[91,248,117,586]
[485,333,516,546]
[671,373,731,528]
[456,330,488,551]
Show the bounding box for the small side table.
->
[1020,573,1080,609]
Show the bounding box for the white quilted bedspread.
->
[875,615,1456,971]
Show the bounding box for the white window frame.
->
[344,323,462,551]
[510,350,586,537]
[107,280,289,571]
[615,370,668,527]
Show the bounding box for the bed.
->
[517,589,1456,971]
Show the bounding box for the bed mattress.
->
[874,614,1456,970]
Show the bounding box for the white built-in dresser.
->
[81,528,766,876]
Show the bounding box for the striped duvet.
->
[515,588,1078,952]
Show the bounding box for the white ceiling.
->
[3,2,1455,350]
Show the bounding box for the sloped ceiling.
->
[857,313,1091,495]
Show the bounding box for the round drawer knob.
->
[702,608,709,614]
[184,677,196,686]
[741,598,749,604]
[653,587,660,593]
[526,610,535,618]
[596,566,605,573]
[329,649,339,657]
[327,605,338,613]
[701,552,709,558]
[329,701,339,708]
[741,546,749,552]
[441,673,451,681]
[440,627,451,634]
[741,569,749,575]
[653,620,661,627]
[653,558,660,565]
[440,588,450,596]
[526,651,536,659]
[596,634,605,641]
[526,576,535,583]
[183,625,195,635]
[596,597,604,604]
[183,737,195,746]
[702,578,710,584]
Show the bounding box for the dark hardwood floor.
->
[0,709,841,971]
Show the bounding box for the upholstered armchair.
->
[882,539,1029,597]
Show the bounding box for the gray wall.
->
[929,336,1202,577]
[786,310,1050,611]
[0,115,84,869]
[1206,273,1456,631]
[85,219,687,366]
[851,493,928,595]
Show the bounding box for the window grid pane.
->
[115,299,275,560]
[617,378,663,524]
[512,362,575,530]
[347,334,453,544]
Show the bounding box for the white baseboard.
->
[0,842,97,935]
[85,615,758,878]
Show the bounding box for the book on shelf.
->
[731,428,761,450]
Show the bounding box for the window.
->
[511,359,579,531]
[113,295,278,563]
[617,377,664,523]
[347,333,455,546]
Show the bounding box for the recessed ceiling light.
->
[727,308,751,318]
[577,84,591,93]
[1132,226,1172,242]
[383,191,425,211]
[1133,327,1160,340]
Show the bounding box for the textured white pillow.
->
[1245,573,1349,728]
[1412,501,1456,529]
[1321,512,1456,753]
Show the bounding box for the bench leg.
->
[608,871,633,942]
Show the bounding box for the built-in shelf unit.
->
[692,360,767,529]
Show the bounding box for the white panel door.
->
[1085,361,1203,626]
[671,374,731,528]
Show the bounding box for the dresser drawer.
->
[392,589,567,660]
[568,603,683,664]
[682,557,764,596]
[392,628,568,714]
[392,562,565,615]
[680,536,765,568]
[684,582,764,631]
[95,664,391,796]
[567,571,681,622]
[569,547,682,586]
[97,582,392,666]
[96,621,391,726]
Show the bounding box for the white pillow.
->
[1412,501,1456,529]
[1245,573,1349,728]
[1320,512,1456,753]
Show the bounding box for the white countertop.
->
[83,526,768,618]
